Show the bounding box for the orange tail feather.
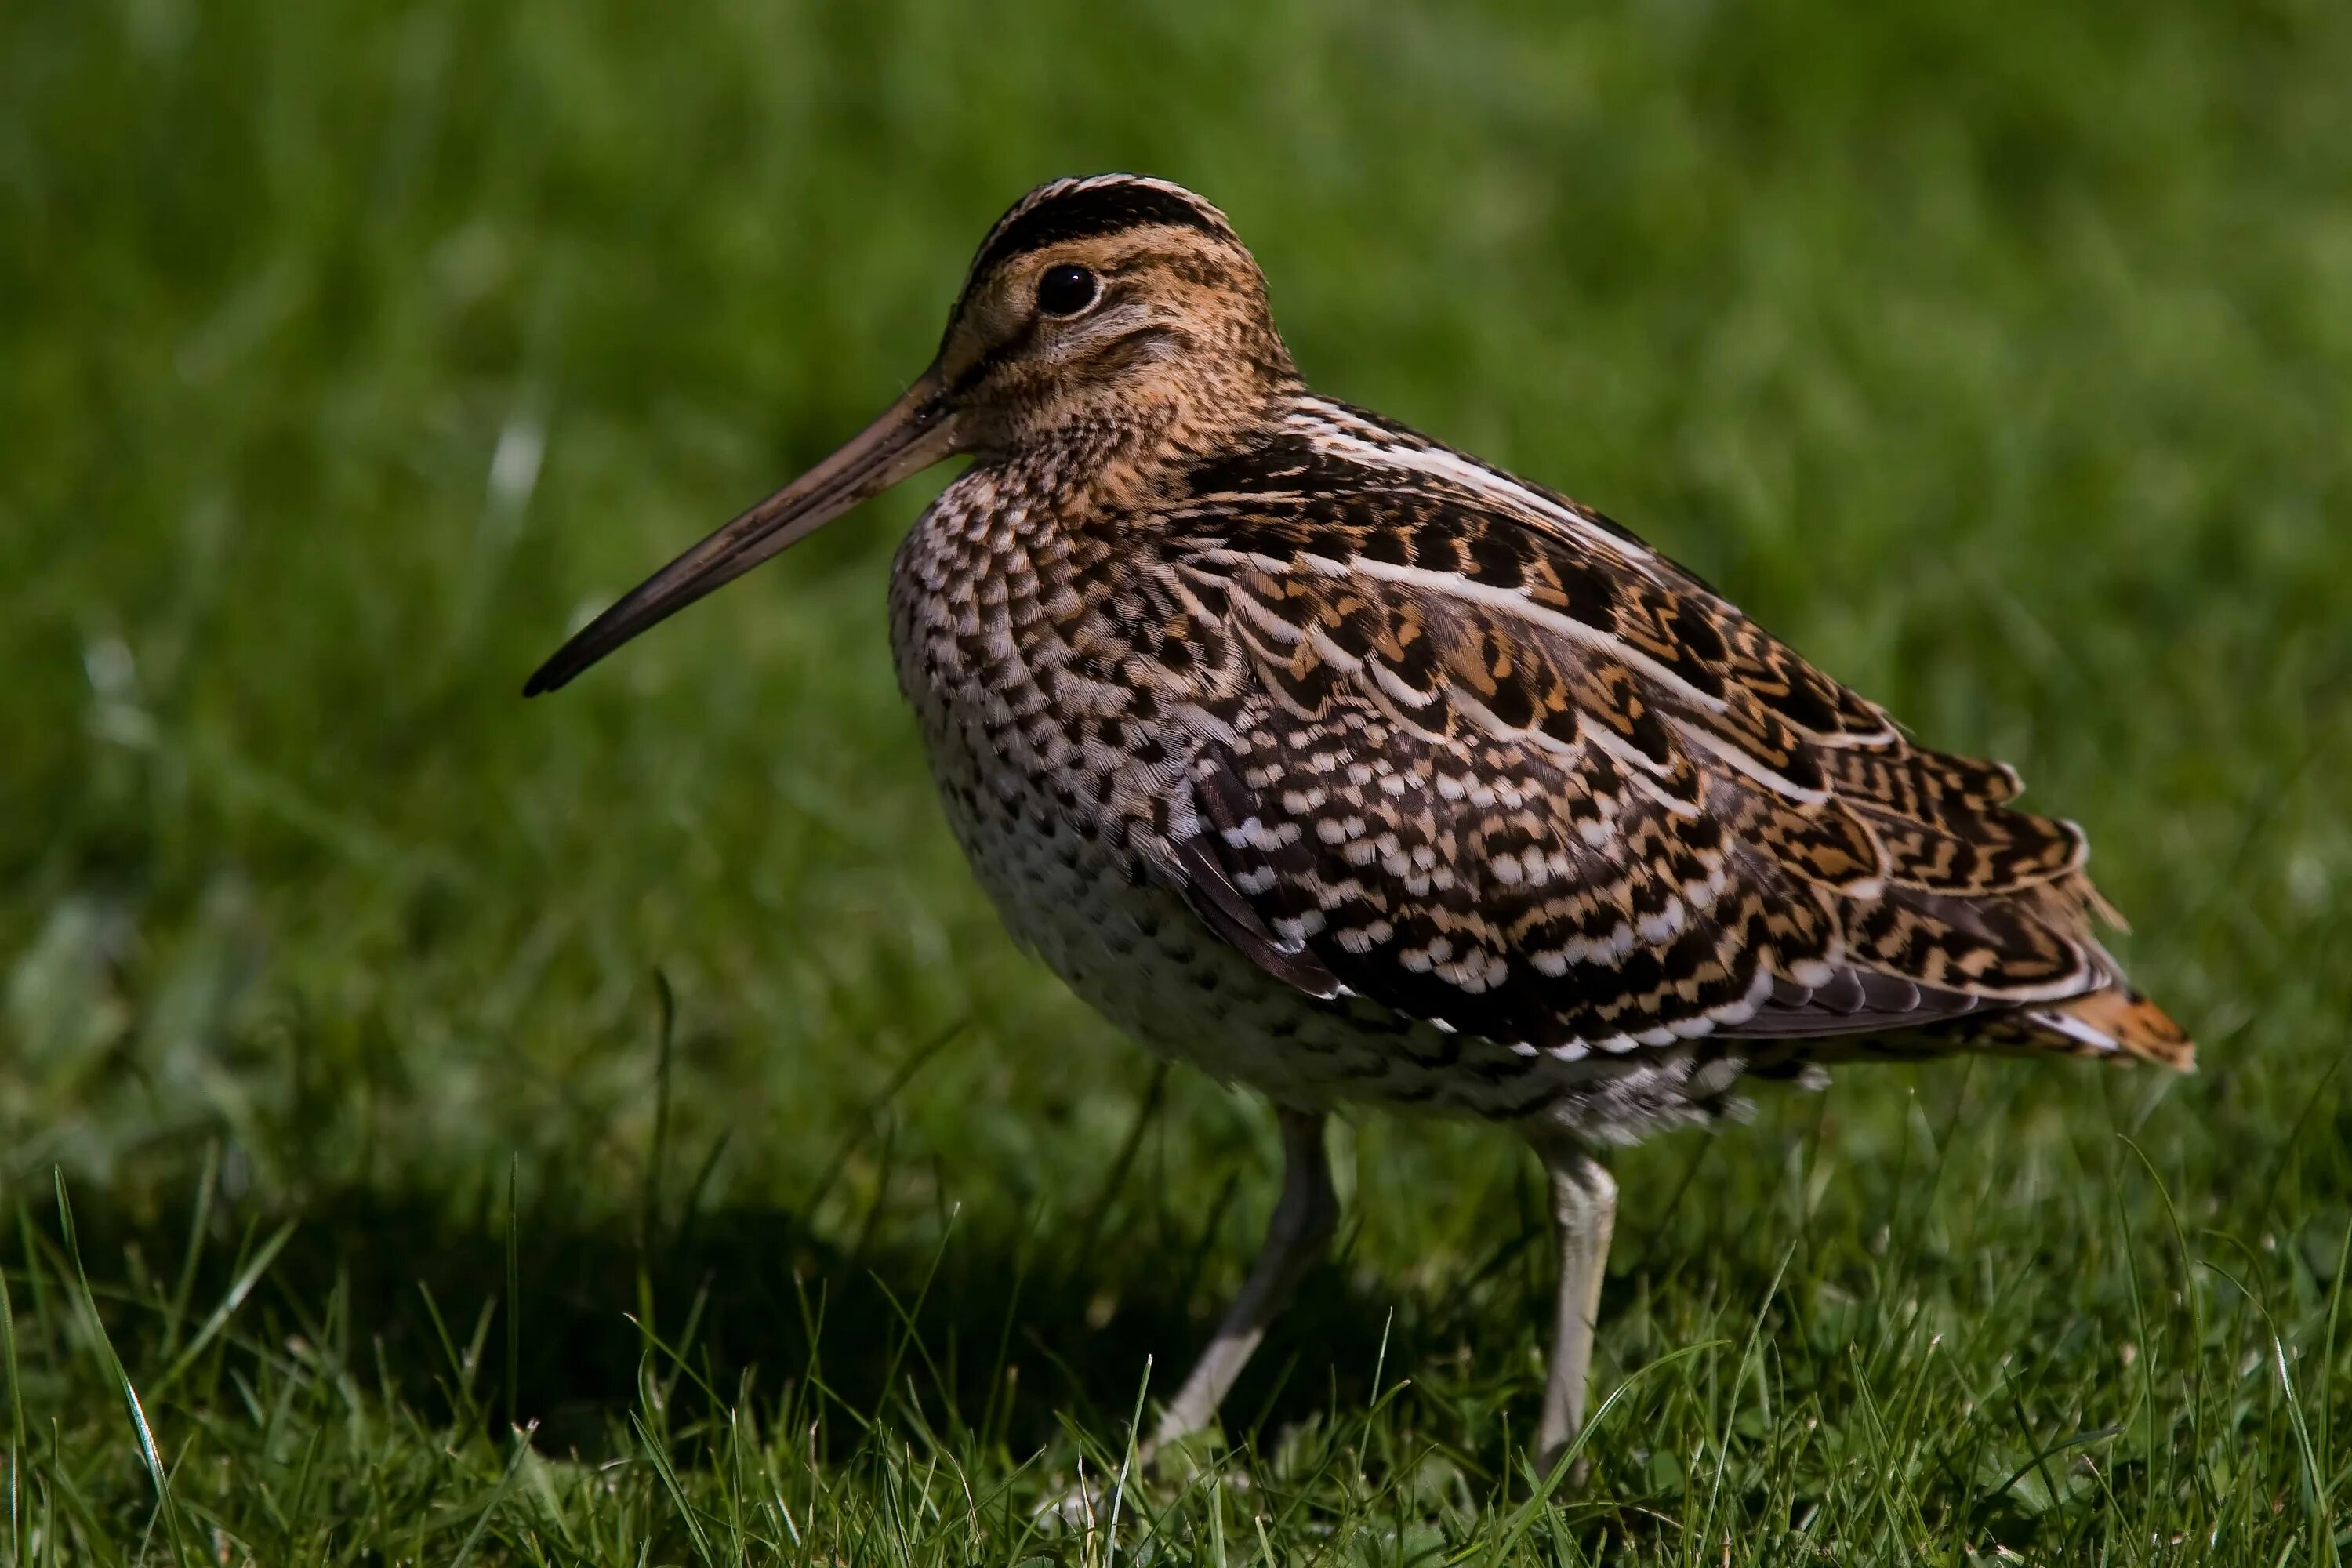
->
[2020,987,2196,1070]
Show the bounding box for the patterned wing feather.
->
[1134,408,2189,1068]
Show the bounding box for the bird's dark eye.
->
[1035,263,1098,317]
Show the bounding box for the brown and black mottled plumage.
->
[887,177,2189,1087]
[528,173,2192,1478]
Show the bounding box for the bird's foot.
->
[1033,1428,1235,1530]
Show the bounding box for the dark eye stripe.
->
[946,318,1039,395]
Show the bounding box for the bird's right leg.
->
[1145,1105,1335,1458]
[1532,1139,1617,1487]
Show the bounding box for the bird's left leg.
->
[1531,1138,1617,1485]
[1145,1105,1336,1458]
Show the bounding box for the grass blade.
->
[52,1174,188,1568]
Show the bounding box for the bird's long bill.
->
[524,368,956,695]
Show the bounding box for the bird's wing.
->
[1123,397,2146,1061]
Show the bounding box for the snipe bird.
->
[527,175,2194,1477]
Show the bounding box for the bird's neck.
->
[1000,372,1302,516]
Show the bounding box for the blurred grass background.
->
[4,0,2351,1560]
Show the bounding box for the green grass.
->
[5,0,2352,1559]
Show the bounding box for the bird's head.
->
[526,175,1290,695]
[932,175,1294,463]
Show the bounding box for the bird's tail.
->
[2004,986,2197,1070]
[1784,982,2200,1072]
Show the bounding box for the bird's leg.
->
[1533,1140,1617,1486]
[1145,1105,1335,1458]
